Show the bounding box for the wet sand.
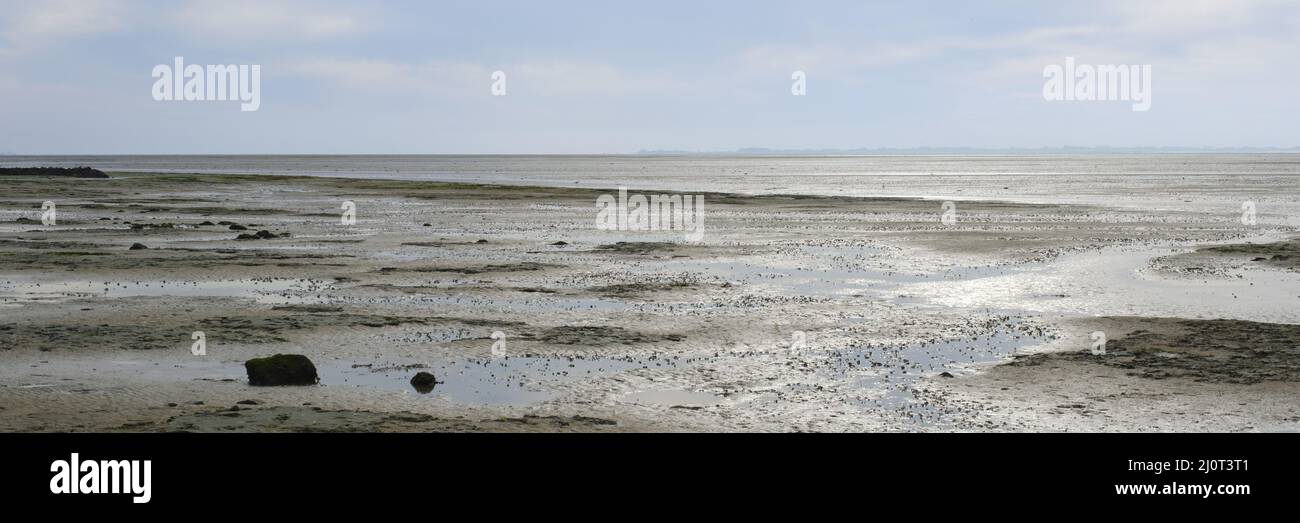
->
[1,171,1297,432]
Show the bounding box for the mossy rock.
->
[245,354,319,386]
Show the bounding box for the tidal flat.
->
[1,169,1298,432]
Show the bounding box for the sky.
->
[0,0,1298,154]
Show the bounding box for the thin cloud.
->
[1106,0,1295,35]
[293,58,486,94]
[170,0,368,41]
[0,0,127,56]
[739,25,1103,74]
[295,58,690,98]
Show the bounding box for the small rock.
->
[229,224,247,230]
[236,399,262,405]
[255,230,277,239]
[129,243,148,250]
[410,371,439,393]
[939,372,955,378]
[475,239,488,243]
[551,241,569,246]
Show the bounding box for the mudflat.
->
[1,171,1297,432]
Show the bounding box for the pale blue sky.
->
[1,0,1298,154]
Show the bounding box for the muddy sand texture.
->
[1010,318,1300,385]
[1,171,1298,432]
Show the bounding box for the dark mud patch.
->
[536,325,685,346]
[362,283,565,296]
[0,323,194,352]
[587,279,698,297]
[1156,238,1300,275]
[270,304,345,313]
[1201,238,1300,270]
[1009,317,1300,384]
[0,312,494,352]
[0,239,105,250]
[590,242,683,255]
[200,313,440,339]
[512,286,558,294]
[360,283,462,294]
[140,406,624,433]
[0,248,352,271]
[377,262,558,274]
[400,240,491,247]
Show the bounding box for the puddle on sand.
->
[357,292,626,314]
[663,252,1033,298]
[21,352,693,407]
[318,353,689,405]
[766,318,1046,427]
[906,247,1300,324]
[0,278,330,305]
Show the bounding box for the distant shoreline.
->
[642,147,1300,156]
[0,166,109,178]
[3,149,1300,158]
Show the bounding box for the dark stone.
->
[255,230,277,239]
[475,239,488,243]
[410,371,439,393]
[129,243,148,250]
[199,221,216,226]
[551,241,569,246]
[939,371,955,378]
[235,233,258,240]
[229,224,248,230]
[245,354,319,386]
[236,399,262,405]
